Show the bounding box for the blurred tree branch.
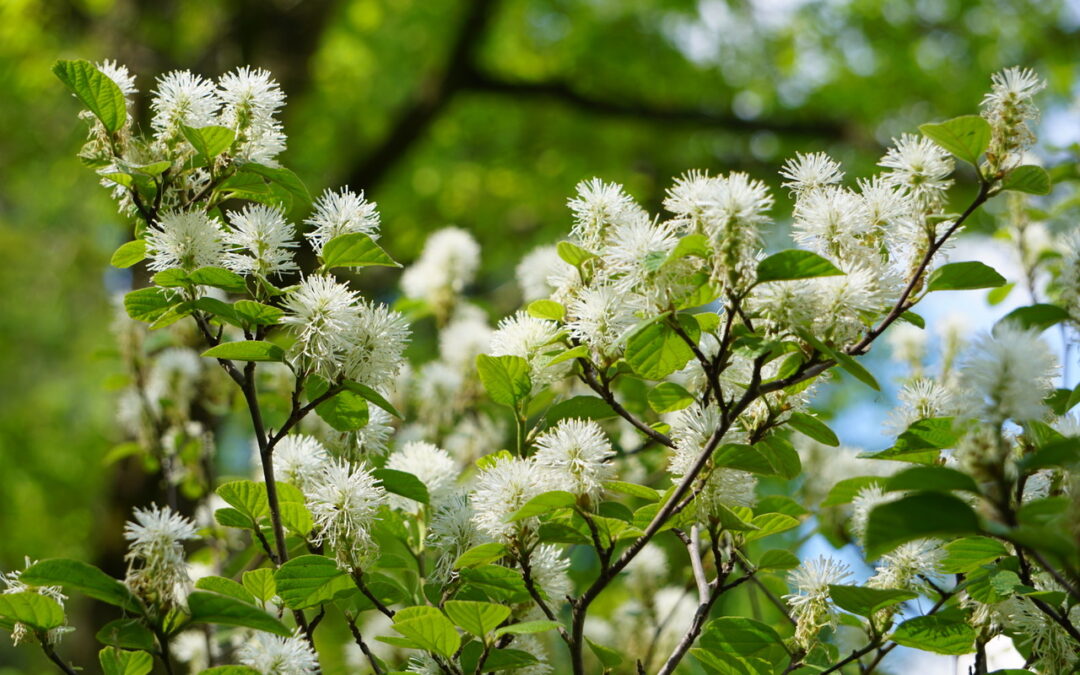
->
[345,0,850,190]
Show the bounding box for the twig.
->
[40,643,78,675]
[351,569,396,620]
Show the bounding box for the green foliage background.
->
[0,0,1077,671]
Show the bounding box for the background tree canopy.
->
[0,0,1077,671]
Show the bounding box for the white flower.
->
[879,133,954,205]
[982,67,1045,172]
[150,70,220,139]
[439,309,492,372]
[567,178,644,251]
[784,556,852,648]
[223,204,298,278]
[533,419,615,503]
[529,543,571,602]
[959,323,1057,424]
[217,67,286,165]
[810,262,889,344]
[341,299,410,391]
[565,283,639,359]
[857,176,912,231]
[281,275,359,378]
[306,459,386,570]
[1000,597,1078,674]
[668,405,757,520]
[471,455,552,542]
[849,484,893,543]
[885,321,927,368]
[400,227,481,308]
[867,539,944,592]
[884,378,955,434]
[304,187,381,256]
[489,312,569,384]
[124,504,199,612]
[664,169,723,228]
[145,209,227,272]
[238,630,319,675]
[516,245,572,302]
[97,60,137,98]
[792,186,869,257]
[428,492,488,582]
[704,172,772,289]
[2,558,69,646]
[386,441,458,512]
[273,435,329,490]
[780,152,844,194]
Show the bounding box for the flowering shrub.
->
[1,59,1077,674]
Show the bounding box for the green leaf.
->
[231,300,284,326]
[453,542,508,569]
[21,558,140,613]
[493,620,561,637]
[864,492,980,560]
[556,241,596,267]
[787,412,839,447]
[919,115,991,165]
[181,124,235,159]
[476,354,532,407]
[242,569,277,603]
[456,565,531,603]
[712,444,776,476]
[756,250,843,283]
[1001,165,1051,195]
[885,465,980,493]
[482,649,541,671]
[927,262,1006,292]
[699,617,786,666]
[188,266,248,293]
[528,300,565,321]
[899,311,926,329]
[547,344,590,366]
[216,481,269,523]
[939,537,1009,574]
[756,549,801,571]
[96,619,156,651]
[201,340,284,362]
[648,381,695,413]
[237,164,312,216]
[53,59,126,132]
[625,314,699,380]
[890,612,976,655]
[187,590,291,636]
[444,600,511,637]
[373,468,430,505]
[828,585,917,617]
[798,331,879,391]
[315,389,370,431]
[280,501,314,536]
[195,576,255,604]
[110,240,146,269]
[1018,437,1080,472]
[124,286,176,323]
[664,233,712,267]
[604,481,660,502]
[691,650,773,675]
[343,380,402,418]
[587,638,624,668]
[99,647,153,675]
[754,437,802,480]
[393,612,461,658]
[321,232,400,269]
[0,592,64,630]
[997,303,1070,331]
[821,477,887,507]
[545,395,616,424]
[860,417,958,464]
[507,490,576,522]
[273,555,353,610]
[214,507,251,530]
[744,513,800,542]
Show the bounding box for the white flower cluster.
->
[784,556,852,649]
[123,504,200,614]
[238,630,320,674]
[401,227,481,317]
[149,67,286,165]
[1,558,70,646]
[306,459,387,571]
[981,67,1045,173]
[280,274,409,387]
